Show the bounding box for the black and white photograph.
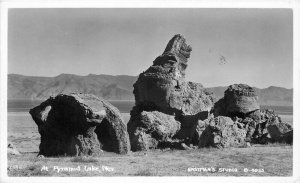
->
[0,1,299,182]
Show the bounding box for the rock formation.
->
[261,109,293,144]
[128,110,181,151]
[214,84,260,119]
[214,85,293,144]
[128,34,293,149]
[247,109,292,144]
[30,93,130,156]
[133,34,215,116]
[199,116,247,148]
[128,34,215,151]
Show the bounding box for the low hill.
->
[8,74,138,101]
[8,74,293,106]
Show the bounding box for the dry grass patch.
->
[70,156,99,163]
[7,145,292,176]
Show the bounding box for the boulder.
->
[128,110,181,151]
[250,109,293,144]
[30,93,130,156]
[214,84,260,119]
[281,130,293,144]
[128,34,215,151]
[199,116,247,148]
[267,122,293,142]
[211,84,293,145]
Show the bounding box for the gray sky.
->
[8,8,293,88]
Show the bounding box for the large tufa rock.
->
[252,109,293,144]
[267,123,292,141]
[214,84,260,119]
[128,110,181,151]
[266,114,293,144]
[251,109,278,143]
[213,85,293,145]
[128,34,215,151]
[133,34,214,116]
[198,116,247,148]
[213,84,264,144]
[30,93,130,156]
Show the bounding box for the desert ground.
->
[7,113,293,176]
[8,145,292,176]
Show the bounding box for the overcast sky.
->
[8,8,293,88]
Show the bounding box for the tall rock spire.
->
[128,34,215,151]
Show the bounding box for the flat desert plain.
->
[7,112,293,176]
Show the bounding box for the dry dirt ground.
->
[7,113,293,177]
[7,144,292,177]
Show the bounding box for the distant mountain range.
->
[8,74,293,106]
[8,74,137,101]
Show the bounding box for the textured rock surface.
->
[254,109,293,144]
[133,34,214,116]
[227,109,294,144]
[128,34,215,151]
[199,116,247,148]
[234,117,257,142]
[214,84,260,118]
[214,85,293,145]
[213,84,277,144]
[30,93,130,156]
[128,110,181,151]
[95,100,130,154]
[267,121,293,142]
[251,109,278,143]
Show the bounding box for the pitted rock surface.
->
[133,34,214,116]
[198,116,247,148]
[30,93,130,156]
[214,84,260,118]
[128,110,181,151]
[128,34,215,151]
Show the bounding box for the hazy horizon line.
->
[8,72,293,90]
